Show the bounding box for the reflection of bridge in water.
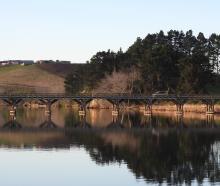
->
[0,128,219,185]
[0,93,220,128]
[1,111,218,130]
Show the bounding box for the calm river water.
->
[0,107,220,186]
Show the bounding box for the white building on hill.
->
[0,60,34,66]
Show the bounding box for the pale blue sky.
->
[0,0,219,63]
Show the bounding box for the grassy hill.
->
[36,63,80,78]
[0,64,76,93]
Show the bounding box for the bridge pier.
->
[142,114,152,126]
[79,113,86,126]
[39,100,58,128]
[206,103,215,115]
[2,98,23,121]
[176,114,183,125]
[144,104,152,116]
[206,114,215,125]
[77,101,88,127]
[39,115,57,128]
[112,114,119,124]
[176,103,184,115]
[45,102,52,116]
[9,105,17,119]
[38,99,58,122]
[78,102,86,116]
[112,103,119,116]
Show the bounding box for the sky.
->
[0,0,219,63]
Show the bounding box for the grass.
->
[0,64,65,93]
[37,63,79,78]
[0,65,23,72]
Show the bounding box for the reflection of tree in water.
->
[66,130,220,185]
[108,112,187,129]
[39,120,57,128]
[64,111,91,128]
[108,112,148,128]
[64,110,216,130]
[3,120,22,129]
[123,112,142,128]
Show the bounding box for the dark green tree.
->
[209,34,220,73]
[65,70,84,94]
[65,30,217,95]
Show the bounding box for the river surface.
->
[0,107,220,186]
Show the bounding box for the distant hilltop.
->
[0,63,79,93]
[0,60,71,66]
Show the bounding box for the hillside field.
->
[0,64,76,93]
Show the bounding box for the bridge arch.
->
[86,98,113,109]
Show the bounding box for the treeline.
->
[65,30,220,94]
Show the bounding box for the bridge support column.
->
[176,114,183,125]
[2,98,23,122]
[79,103,86,117]
[176,103,184,115]
[206,114,214,125]
[144,104,152,116]
[45,102,54,125]
[38,99,58,128]
[78,101,87,127]
[112,103,119,116]
[77,99,92,127]
[3,105,22,129]
[45,105,53,126]
[79,114,86,127]
[45,103,52,116]
[112,114,119,124]
[38,99,58,122]
[206,103,215,115]
[142,114,152,126]
[9,105,17,121]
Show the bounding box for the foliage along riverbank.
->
[143,104,220,114]
[65,30,220,95]
[87,100,220,114]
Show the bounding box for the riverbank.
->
[87,100,220,114]
[141,104,219,114]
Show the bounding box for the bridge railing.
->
[0,93,220,100]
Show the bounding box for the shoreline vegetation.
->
[141,104,220,114]
[65,30,220,96]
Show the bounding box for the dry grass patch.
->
[0,65,65,93]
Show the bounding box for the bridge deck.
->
[0,93,220,100]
